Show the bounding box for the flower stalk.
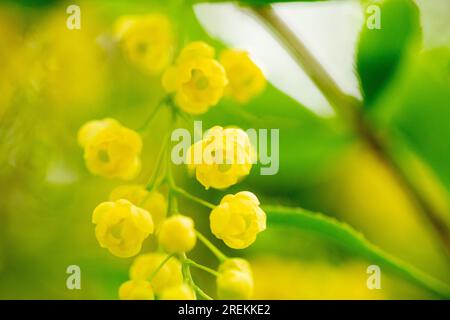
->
[185,259,220,277]
[196,230,228,262]
[173,187,217,210]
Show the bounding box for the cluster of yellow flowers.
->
[119,255,255,300]
[161,41,266,113]
[120,253,188,300]
[79,13,268,300]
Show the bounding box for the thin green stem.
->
[166,163,179,216]
[173,187,216,210]
[138,96,168,133]
[165,149,180,216]
[164,112,183,215]
[176,109,194,126]
[180,253,197,300]
[166,155,176,190]
[192,283,213,300]
[149,253,176,281]
[165,106,179,190]
[146,135,170,191]
[185,259,220,277]
[168,190,179,215]
[196,230,227,262]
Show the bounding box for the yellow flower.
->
[78,118,142,180]
[159,284,196,300]
[162,41,228,114]
[158,215,197,253]
[115,14,174,74]
[130,253,183,295]
[109,185,167,231]
[217,259,253,299]
[92,199,154,258]
[220,49,266,103]
[210,192,266,249]
[187,126,255,190]
[119,280,154,300]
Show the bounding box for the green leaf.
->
[371,47,450,194]
[356,0,421,107]
[392,49,450,192]
[264,205,450,298]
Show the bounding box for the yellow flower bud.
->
[92,199,154,258]
[158,215,197,253]
[159,284,196,300]
[162,41,228,114]
[130,253,183,295]
[220,49,266,103]
[217,269,253,300]
[119,280,154,300]
[78,118,142,180]
[217,258,253,299]
[186,126,255,189]
[210,192,266,249]
[109,185,167,231]
[218,258,252,274]
[114,14,174,74]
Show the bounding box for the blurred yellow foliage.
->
[326,145,450,281]
[28,6,106,111]
[0,8,27,119]
[251,257,385,300]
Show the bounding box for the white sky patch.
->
[415,0,450,49]
[194,0,364,118]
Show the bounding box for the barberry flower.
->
[119,280,154,300]
[220,49,266,103]
[78,118,142,180]
[210,191,266,249]
[186,126,255,189]
[159,284,196,300]
[92,199,154,258]
[130,253,183,295]
[217,259,253,299]
[109,185,167,231]
[158,215,197,253]
[114,14,174,74]
[162,41,228,114]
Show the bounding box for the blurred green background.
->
[0,0,449,299]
